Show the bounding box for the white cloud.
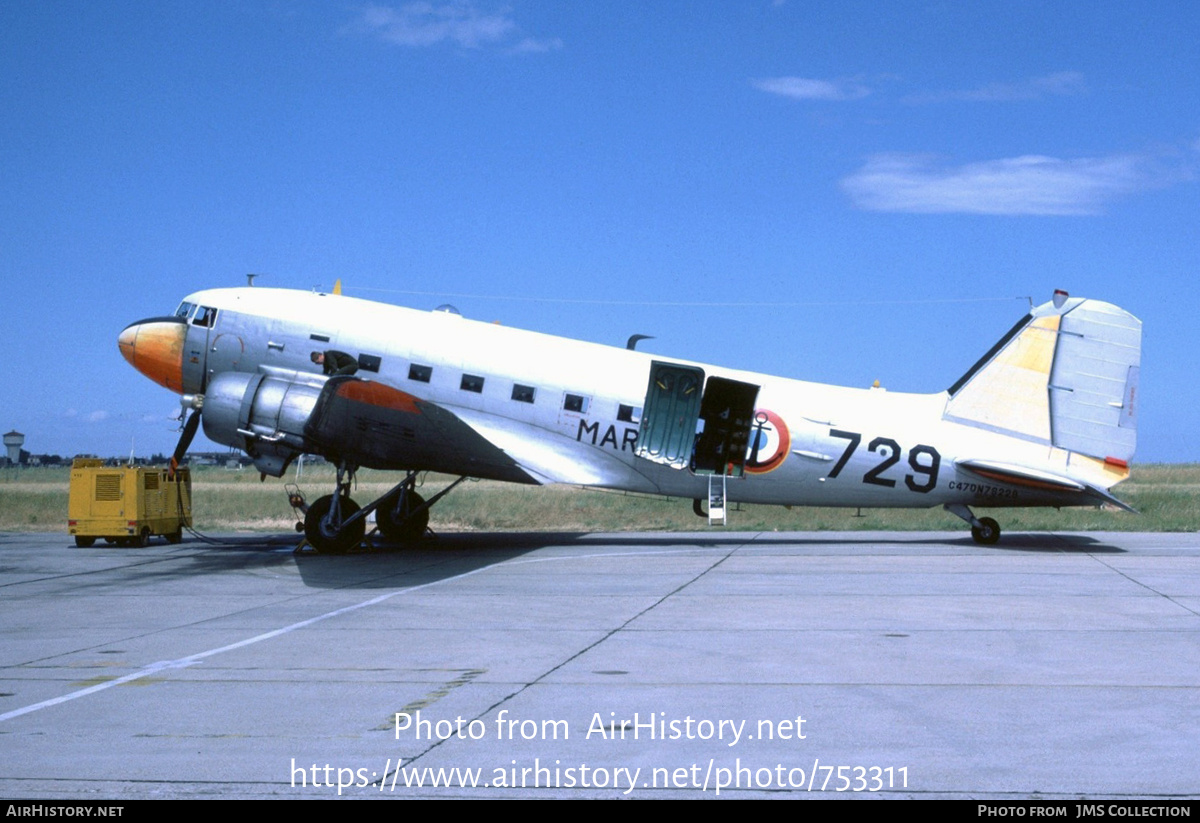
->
[841,153,1150,215]
[87,410,110,423]
[752,76,870,101]
[508,35,564,55]
[906,72,1086,104]
[351,3,560,53]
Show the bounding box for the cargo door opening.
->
[635,362,759,476]
[692,376,759,476]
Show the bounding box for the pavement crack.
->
[402,535,760,767]
[1088,552,1200,619]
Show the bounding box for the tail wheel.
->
[971,517,1001,545]
[305,494,364,554]
[376,490,429,543]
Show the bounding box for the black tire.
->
[74,536,96,548]
[971,517,1001,545]
[131,527,151,548]
[305,494,364,554]
[166,529,183,545]
[376,490,429,543]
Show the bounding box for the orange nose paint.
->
[119,320,187,393]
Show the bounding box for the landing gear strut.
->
[376,478,430,543]
[371,472,470,545]
[303,462,364,554]
[945,504,1002,545]
[298,466,468,554]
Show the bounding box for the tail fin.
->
[944,295,1140,464]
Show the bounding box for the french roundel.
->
[744,409,790,474]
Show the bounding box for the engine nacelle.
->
[202,372,325,476]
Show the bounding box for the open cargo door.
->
[635,362,759,476]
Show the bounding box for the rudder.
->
[944,296,1141,463]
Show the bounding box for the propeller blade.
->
[169,409,201,478]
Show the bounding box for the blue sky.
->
[2,2,1197,462]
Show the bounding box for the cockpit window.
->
[175,301,196,319]
[193,306,217,328]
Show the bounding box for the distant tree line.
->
[5,451,264,468]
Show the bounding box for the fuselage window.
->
[618,404,642,424]
[358,353,381,373]
[563,393,590,413]
[461,374,485,393]
[409,364,432,383]
[512,384,536,404]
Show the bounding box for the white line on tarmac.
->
[0,546,719,723]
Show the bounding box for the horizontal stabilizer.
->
[958,458,1136,512]
[957,459,1085,492]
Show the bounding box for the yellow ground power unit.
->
[67,458,192,547]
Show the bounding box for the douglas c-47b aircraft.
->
[118,286,1140,552]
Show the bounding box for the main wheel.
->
[304,494,364,554]
[971,516,1001,545]
[376,490,429,543]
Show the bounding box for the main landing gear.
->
[296,464,469,554]
[945,503,1002,545]
[305,490,364,554]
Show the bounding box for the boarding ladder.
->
[707,473,727,527]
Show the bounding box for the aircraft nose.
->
[118,317,187,393]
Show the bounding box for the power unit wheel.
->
[305,494,364,554]
[74,536,96,548]
[376,490,429,543]
[971,517,1001,545]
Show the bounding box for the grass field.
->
[2,463,1198,535]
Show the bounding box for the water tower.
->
[3,430,24,467]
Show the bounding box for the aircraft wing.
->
[447,406,660,491]
[304,375,657,491]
